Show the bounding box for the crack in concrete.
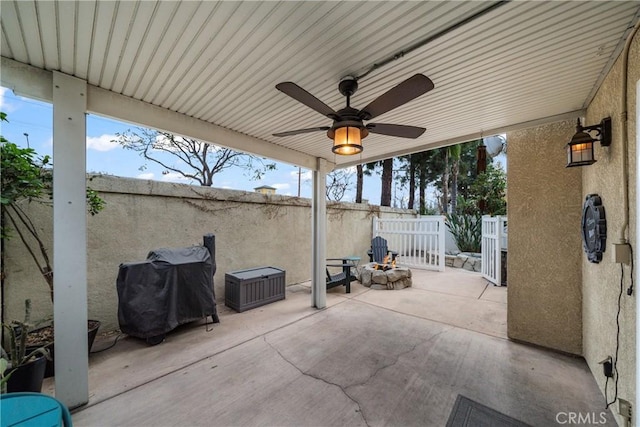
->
[345,327,452,391]
[263,327,450,426]
[263,336,371,427]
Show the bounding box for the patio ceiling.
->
[2,1,640,169]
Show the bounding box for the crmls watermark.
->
[555,412,608,425]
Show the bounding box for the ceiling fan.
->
[273,74,434,155]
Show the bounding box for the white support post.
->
[438,216,446,271]
[311,158,328,309]
[52,72,89,408]
[495,216,503,286]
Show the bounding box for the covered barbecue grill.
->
[116,235,219,344]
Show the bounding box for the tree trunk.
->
[449,144,461,213]
[380,158,393,207]
[356,164,363,203]
[451,157,459,213]
[441,149,449,214]
[477,145,487,213]
[408,155,415,210]
[418,157,427,214]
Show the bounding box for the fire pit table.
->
[360,262,412,290]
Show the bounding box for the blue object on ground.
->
[1,392,72,427]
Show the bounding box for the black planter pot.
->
[27,320,101,378]
[6,354,47,393]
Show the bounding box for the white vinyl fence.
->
[373,216,445,271]
[481,215,508,285]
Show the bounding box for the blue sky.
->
[0,86,407,204]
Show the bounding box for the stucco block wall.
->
[508,33,638,424]
[582,33,639,423]
[3,175,415,331]
[507,121,583,354]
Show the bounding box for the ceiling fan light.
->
[332,126,363,155]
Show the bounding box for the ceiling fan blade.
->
[276,82,337,118]
[273,126,330,137]
[359,74,434,120]
[366,123,426,138]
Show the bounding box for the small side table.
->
[327,256,361,281]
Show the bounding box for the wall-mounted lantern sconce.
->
[565,117,612,167]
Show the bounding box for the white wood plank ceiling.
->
[2,1,639,168]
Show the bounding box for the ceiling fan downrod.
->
[338,76,358,108]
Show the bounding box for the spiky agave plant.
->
[2,299,50,379]
[445,212,482,253]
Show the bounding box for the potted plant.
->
[24,320,101,378]
[0,112,105,377]
[1,300,49,393]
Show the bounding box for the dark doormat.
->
[446,395,531,427]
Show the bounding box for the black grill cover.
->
[117,246,219,339]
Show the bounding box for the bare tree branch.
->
[326,169,353,201]
[5,206,54,300]
[114,128,276,187]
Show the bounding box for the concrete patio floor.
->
[62,268,613,426]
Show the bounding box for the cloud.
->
[0,87,16,112]
[153,133,177,152]
[86,134,120,152]
[0,87,9,110]
[272,183,290,190]
[160,172,191,183]
[137,172,154,180]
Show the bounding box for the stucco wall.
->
[3,175,416,331]
[508,33,638,424]
[507,121,583,354]
[581,33,639,424]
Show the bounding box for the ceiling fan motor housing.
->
[327,105,368,140]
[338,76,358,97]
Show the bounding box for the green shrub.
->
[445,212,481,253]
[1,113,105,300]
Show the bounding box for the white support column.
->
[311,158,328,309]
[438,216,446,272]
[495,216,503,284]
[52,72,89,408]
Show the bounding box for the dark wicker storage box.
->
[225,266,285,312]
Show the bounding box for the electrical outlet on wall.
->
[599,356,613,378]
[618,399,632,423]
